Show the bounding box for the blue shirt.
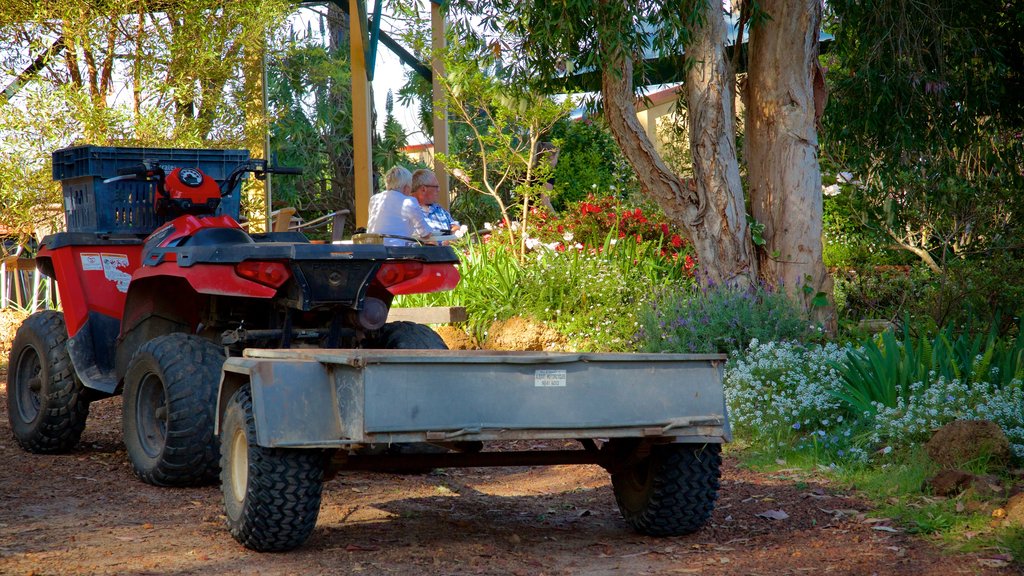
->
[422,203,456,234]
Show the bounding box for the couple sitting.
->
[366,166,459,246]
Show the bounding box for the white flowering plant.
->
[724,337,1024,463]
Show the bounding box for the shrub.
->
[725,340,848,446]
[517,238,690,351]
[831,322,1024,417]
[724,339,1024,462]
[636,281,810,355]
[548,118,638,211]
[526,194,695,264]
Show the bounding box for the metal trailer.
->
[215,348,730,552]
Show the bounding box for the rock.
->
[963,474,1007,500]
[483,317,569,352]
[435,326,479,350]
[925,420,1013,471]
[1003,493,1024,527]
[924,469,974,497]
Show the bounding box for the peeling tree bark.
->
[746,0,835,328]
[598,0,755,288]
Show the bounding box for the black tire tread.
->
[613,443,722,537]
[6,310,89,453]
[123,333,223,486]
[371,321,447,349]
[222,386,324,552]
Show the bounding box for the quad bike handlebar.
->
[104,159,302,198]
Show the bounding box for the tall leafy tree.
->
[267,6,356,227]
[445,0,831,322]
[0,0,289,233]
[822,0,1024,273]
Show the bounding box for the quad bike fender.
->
[132,262,278,298]
[115,276,204,386]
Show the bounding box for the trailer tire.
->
[612,443,721,537]
[6,311,89,453]
[371,321,448,349]
[123,333,223,486]
[221,385,325,552]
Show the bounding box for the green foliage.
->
[637,282,810,355]
[517,236,690,351]
[266,20,355,230]
[831,322,1024,418]
[446,0,701,93]
[830,329,925,416]
[822,0,1024,272]
[526,195,694,262]
[375,90,410,172]
[396,241,526,343]
[0,0,290,236]
[399,195,696,349]
[433,42,575,248]
[833,257,1024,341]
[547,118,638,210]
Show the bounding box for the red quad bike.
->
[6,153,460,487]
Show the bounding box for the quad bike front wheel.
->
[6,310,89,453]
[123,333,223,486]
[612,443,722,537]
[221,385,325,552]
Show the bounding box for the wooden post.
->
[350,0,373,228]
[431,1,450,209]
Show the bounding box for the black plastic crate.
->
[52,146,250,234]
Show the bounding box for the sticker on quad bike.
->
[100,253,131,292]
[80,252,103,271]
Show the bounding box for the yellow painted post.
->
[350,0,373,227]
[431,2,450,209]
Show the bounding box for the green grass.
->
[730,444,1023,566]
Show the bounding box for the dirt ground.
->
[0,310,1016,576]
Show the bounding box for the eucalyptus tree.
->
[445,0,833,322]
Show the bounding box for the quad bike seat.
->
[183,227,255,246]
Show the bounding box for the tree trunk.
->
[597,0,755,288]
[327,3,357,229]
[746,0,835,328]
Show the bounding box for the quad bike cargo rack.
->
[52,145,249,234]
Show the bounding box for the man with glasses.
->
[410,169,459,235]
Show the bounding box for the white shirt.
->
[366,189,433,246]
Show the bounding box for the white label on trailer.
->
[80,253,102,271]
[534,369,567,387]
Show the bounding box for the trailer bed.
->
[218,349,730,449]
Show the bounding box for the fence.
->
[1,248,55,313]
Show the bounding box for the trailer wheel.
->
[612,443,721,537]
[123,333,223,486]
[221,385,325,552]
[6,311,89,453]
[371,321,448,349]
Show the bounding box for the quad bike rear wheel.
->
[612,443,721,537]
[6,311,89,453]
[365,321,459,465]
[370,321,448,349]
[123,333,223,486]
[221,385,325,552]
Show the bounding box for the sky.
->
[372,46,429,144]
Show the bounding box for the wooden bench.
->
[386,306,467,324]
